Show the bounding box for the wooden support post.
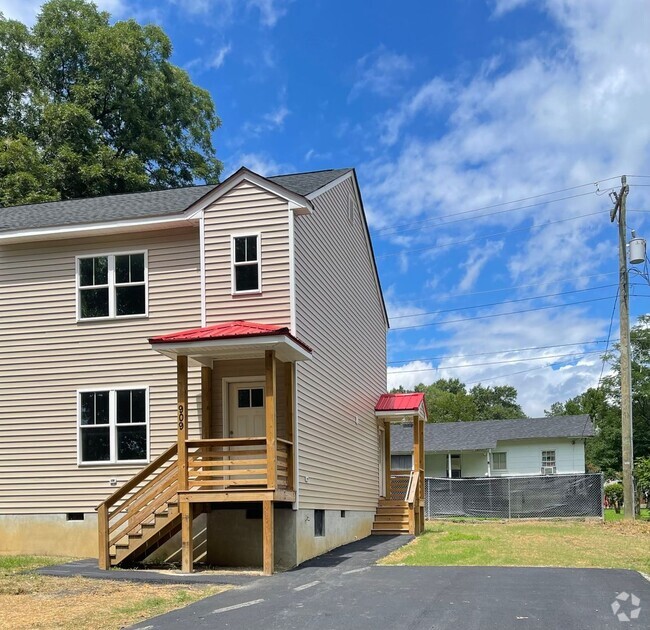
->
[180,501,193,573]
[384,420,391,499]
[177,355,189,492]
[201,365,213,439]
[285,362,295,491]
[263,500,274,575]
[97,503,110,569]
[265,350,277,490]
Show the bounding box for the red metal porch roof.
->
[375,392,425,413]
[149,320,312,353]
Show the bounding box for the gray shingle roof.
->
[0,168,352,233]
[391,415,594,453]
[268,168,351,196]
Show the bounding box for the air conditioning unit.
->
[541,466,557,475]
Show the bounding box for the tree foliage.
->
[547,315,650,477]
[0,0,221,206]
[391,378,526,423]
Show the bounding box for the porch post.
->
[384,420,391,499]
[285,362,295,491]
[487,449,492,477]
[265,350,277,490]
[201,365,213,439]
[177,355,189,491]
[177,355,192,573]
[419,416,425,534]
[181,501,193,573]
[447,452,452,478]
[263,500,274,575]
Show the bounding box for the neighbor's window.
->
[492,452,507,471]
[79,388,148,463]
[542,450,556,468]
[232,235,260,293]
[391,454,413,470]
[78,252,146,319]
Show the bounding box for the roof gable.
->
[0,167,354,239]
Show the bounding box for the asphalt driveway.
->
[129,536,650,630]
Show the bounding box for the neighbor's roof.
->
[376,392,426,413]
[0,168,352,233]
[149,320,312,353]
[391,415,594,453]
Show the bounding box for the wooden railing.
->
[406,470,421,535]
[97,436,295,569]
[97,443,179,569]
[390,470,412,500]
[184,437,293,492]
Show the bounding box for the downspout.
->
[487,449,492,477]
[199,214,207,327]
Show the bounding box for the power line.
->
[389,284,617,321]
[377,210,607,259]
[391,295,615,331]
[392,270,619,306]
[387,349,604,373]
[461,358,584,387]
[376,191,598,237]
[374,176,622,236]
[387,339,614,365]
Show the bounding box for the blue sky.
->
[3,0,650,415]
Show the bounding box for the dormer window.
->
[77,252,147,320]
[232,234,261,294]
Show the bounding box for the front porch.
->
[373,393,427,536]
[97,321,311,575]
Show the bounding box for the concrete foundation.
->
[206,506,297,570]
[0,513,98,557]
[295,509,375,565]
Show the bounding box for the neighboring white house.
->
[391,415,595,478]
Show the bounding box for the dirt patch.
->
[0,557,230,630]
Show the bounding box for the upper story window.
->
[232,234,261,294]
[77,252,147,320]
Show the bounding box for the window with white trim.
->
[78,252,147,319]
[541,450,556,468]
[492,452,507,471]
[232,235,260,293]
[79,388,148,463]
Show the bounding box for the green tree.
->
[547,315,650,476]
[390,378,525,423]
[469,384,526,420]
[0,0,221,206]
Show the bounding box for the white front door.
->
[228,382,265,438]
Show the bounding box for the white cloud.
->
[247,0,289,27]
[208,43,232,68]
[388,361,438,391]
[457,239,504,292]
[243,104,290,137]
[263,105,289,128]
[350,46,414,100]
[225,151,290,177]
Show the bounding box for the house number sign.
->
[178,404,185,430]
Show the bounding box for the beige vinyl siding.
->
[204,180,291,327]
[0,228,202,514]
[210,358,288,440]
[294,176,387,511]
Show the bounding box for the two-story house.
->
[0,167,424,574]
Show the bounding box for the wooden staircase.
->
[372,499,410,535]
[98,444,186,568]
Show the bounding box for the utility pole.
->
[610,175,634,520]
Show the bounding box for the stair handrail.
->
[96,443,178,569]
[406,470,420,505]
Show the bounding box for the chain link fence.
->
[425,473,604,519]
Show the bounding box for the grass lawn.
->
[604,507,650,521]
[0,556,231,630]
[379,518,650,573]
